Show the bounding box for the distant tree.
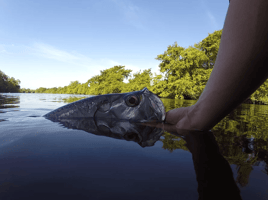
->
[194,30,222,69]
[150,74,168,96]
[121,69,152,93]
[20,88,35,93]
[0,70,9,92]
[66,81,81,94]
[77,82,89,94]
[87,65,132,95]
[0,70,20,93]
[35,87,47,93]
[155,42,210,99]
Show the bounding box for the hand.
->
[165,105,197,131]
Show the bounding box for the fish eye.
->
[125,95,139,107]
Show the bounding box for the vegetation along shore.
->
[2,29,268,104]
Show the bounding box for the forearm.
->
[189,0,268,130]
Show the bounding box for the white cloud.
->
[30,43,95,69]
[0,42,158,89]
[206,11,218,30]
[0,49,7,53]
[32,43,80,62]
[0,44,16,54]
[200,0,219,30]
[110,0,147,30]
[0,44,33,55]
[29,43,153,83]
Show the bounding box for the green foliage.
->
[87,65,132,95]
[153,30,222,99]
[121,69,153,93]
[61,96,89,103]
[0,70,21,93]
[150,74,167,95]
[250,79,268,104]
[77,83,90,95]
[20,88,35,93]
[155,43,211,99]
[35,87,48,93]
[194,30,222,69]
[160,132,189,152]
[66,81,81,94]
[33,29,268,104]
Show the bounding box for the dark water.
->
[0,93,268,200]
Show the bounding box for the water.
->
[0,93,268,200]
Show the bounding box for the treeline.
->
[34,30,222,98]
[20,88,35,93]
[35,29,268,104]
[35,66,154,95]
[0,70,35,93]
[0,70,21,93]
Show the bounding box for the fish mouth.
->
[148,93,165,122]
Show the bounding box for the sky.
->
[0,0,229,90]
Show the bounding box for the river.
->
[0,93,267,200]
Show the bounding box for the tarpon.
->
[44,87,165,123]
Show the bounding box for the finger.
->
[165,107,187,124]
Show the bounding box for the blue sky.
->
[0,0,229,90]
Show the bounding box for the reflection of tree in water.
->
[61,96,88,103]
[209,131,268,187]
[160,132,189,152]
[254,147,268,174]
[160,128,268,187]
[234,135,256,187]
[236,164,253,187]
[0,95,20,109]
[160,98,268,189]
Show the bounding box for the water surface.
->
[0,93,268,200]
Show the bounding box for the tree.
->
[0,70,20,93]
[87,65,132,95]
[77,83,89,94]
[194,30,222,69]
[35,87,47,93]
[20,88,35,93]
[67,81,81,94]
[150,74,168,96]
[122,69,153,93]
[155,42,210,99]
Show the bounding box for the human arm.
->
[166,0,268,130]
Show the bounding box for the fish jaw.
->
[147,93,166,122]
[137,88,165,122]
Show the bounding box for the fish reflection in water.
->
[45,119,242,199]
[48,117,164,148]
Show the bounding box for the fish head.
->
[99,87,165,122]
